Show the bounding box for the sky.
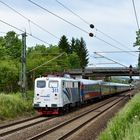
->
[0,0,140,68]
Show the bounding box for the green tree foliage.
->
[58,35,71,54]
[73,37,89,69]
[71,37,76,53]
[0,31,21,92]
[134,29,140,68]
[26,44,78,89]
[68,52,80,69]
[0,60,19,92]
[134,29,140,47]
[0,44,7,59]
[0,31,88,92]
[58,36,89,69]
[4,31,22,60]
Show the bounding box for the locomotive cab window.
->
[37,80,46,88]
[49,81,58,88]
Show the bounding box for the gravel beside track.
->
[68,97,129,140]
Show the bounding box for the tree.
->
[71,37,76,53]
[134,29,140,47]
[134,29,140,68]
[58,35,70,54]
[4,31,22,60]
[68,52,80,69]
[26,44,72,89]
[0,37,8,59]
[0,45,7,59]
[138,51,140,68]
[0,32,21,92]
[73,37,89,69]
[0,60,19,92]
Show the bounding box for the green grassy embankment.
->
[0,92,35,123]
[98,92,140,140]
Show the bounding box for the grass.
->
[97,92,140,140]
[0,91,35,122]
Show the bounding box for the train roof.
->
[35,76,79,82]
[77,79,103,85]
[35,77,130,87]
[102,82,130,86]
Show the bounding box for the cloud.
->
[0,0,140,67]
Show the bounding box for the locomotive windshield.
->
[37,80,46,88]
[49,81,58,88]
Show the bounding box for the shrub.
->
[98,93,140,140]
[0,92,35,121]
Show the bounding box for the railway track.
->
[0,115,39,129]
[28,93,129,140]
[0,115,55,137]
[0,92,130,140]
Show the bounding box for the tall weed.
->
[0,92,35,121]
[98,93,140,140]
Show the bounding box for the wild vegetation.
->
[0,31,89,93]
[0,91,34,122]
[134,29,140,68]
[98,93,140,140]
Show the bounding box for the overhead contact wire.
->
[0,19,50,45]
[0,0,59,39]
[55,0,89,25]
[28,0,90,35]
[55,0,137,56]
[132,0,140,30]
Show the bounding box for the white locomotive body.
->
[34,76,80,114]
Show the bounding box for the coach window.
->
[37,80,46,88]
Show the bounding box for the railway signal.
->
[129,65,133,83]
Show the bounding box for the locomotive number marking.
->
[52,87,58,93]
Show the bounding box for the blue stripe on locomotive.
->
[63,87,80,103]
[63,88,71,101]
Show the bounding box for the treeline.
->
[0,31,89,92]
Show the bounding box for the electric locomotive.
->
[33,76,81,114]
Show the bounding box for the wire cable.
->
[132,0,140,30]
[28,52,65,72]
[95,28,135,52]
[94,36,136,57]
[0,19,51,45]
[93,50,140,53]
[28,0,137,57]
[55,0,137,53]
[28,0,90,35]
[94,52,128,68]
[0,0,59,39]
[55,0,89,25]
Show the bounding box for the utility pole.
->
[20,32,27,98]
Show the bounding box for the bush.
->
[98,93,140,140]
[0,92,35,121]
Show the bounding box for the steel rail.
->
[0,116,56,137]
[28,93,130,140]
